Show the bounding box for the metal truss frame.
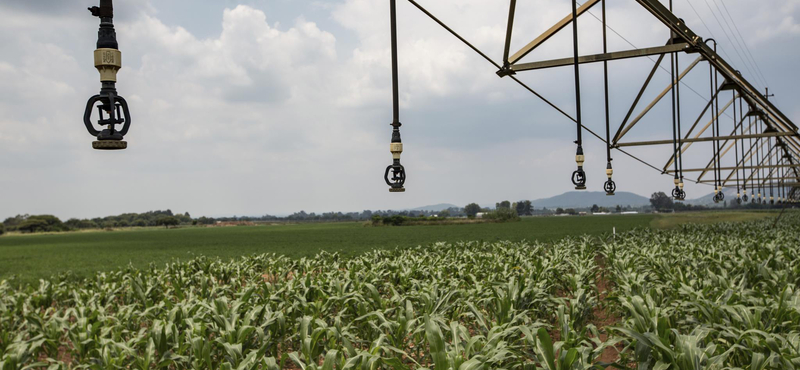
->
[394,0,800,201]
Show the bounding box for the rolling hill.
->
[530,191,650,209]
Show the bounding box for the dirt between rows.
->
[593,254,623,364]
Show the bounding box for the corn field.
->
[1,214,798,369]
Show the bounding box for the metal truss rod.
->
[635,0,798,131]
[698,119,759,181]
[696,174,800,186]
[615,56,702,142]
[512,44,692,72]
[508,0,601,64]
[709,182,800,188]
[665,164,800,173]
[744,146,780,185]
[617,131,797,147]
[758,173,797,187]
[756,111,800,150]
[502,0,517,66]
[613,53,665,144]
[661,91,729,171]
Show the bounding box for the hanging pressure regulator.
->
[83,0,131,150]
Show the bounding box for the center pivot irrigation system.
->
[81,0,800,203]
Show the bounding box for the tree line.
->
[0,199,537,235]
[1,210,192,234]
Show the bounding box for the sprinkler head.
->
[671,186,685,201]
[84,0,130,150]
[604,163,615,195]
[604,180,616,196]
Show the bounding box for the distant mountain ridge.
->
[410,203,460,212]
[410,192,650,212]
[530,191,650,209]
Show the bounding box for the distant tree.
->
[17,215,68,233]
[2,215,28,231]
[175,213,192,224]
[556,207,565,215]
[465,203,481,218]
[650,192,674,211]
[591,204,600,213]
[496,201,511,210]
[0,223,4,236]
[18,218,49,233]
[565,208,578,216]
[516,200,533,216]
[438,209,451,218]
[196,217,215,225]
[156,216,180,229]
[64,218,82,229]
[616,205,622,213]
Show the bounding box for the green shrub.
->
[0,223,4,235]
[483,208,520,222]
[382,215,406,226]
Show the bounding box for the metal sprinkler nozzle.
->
[672,178,681,200]
[83,0,130,150]
[604,163,616,196]
[384,125,406,192]
[572,146,587,190]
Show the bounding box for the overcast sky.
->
[1,0,798,219]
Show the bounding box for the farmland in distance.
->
[0,214,659,284]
